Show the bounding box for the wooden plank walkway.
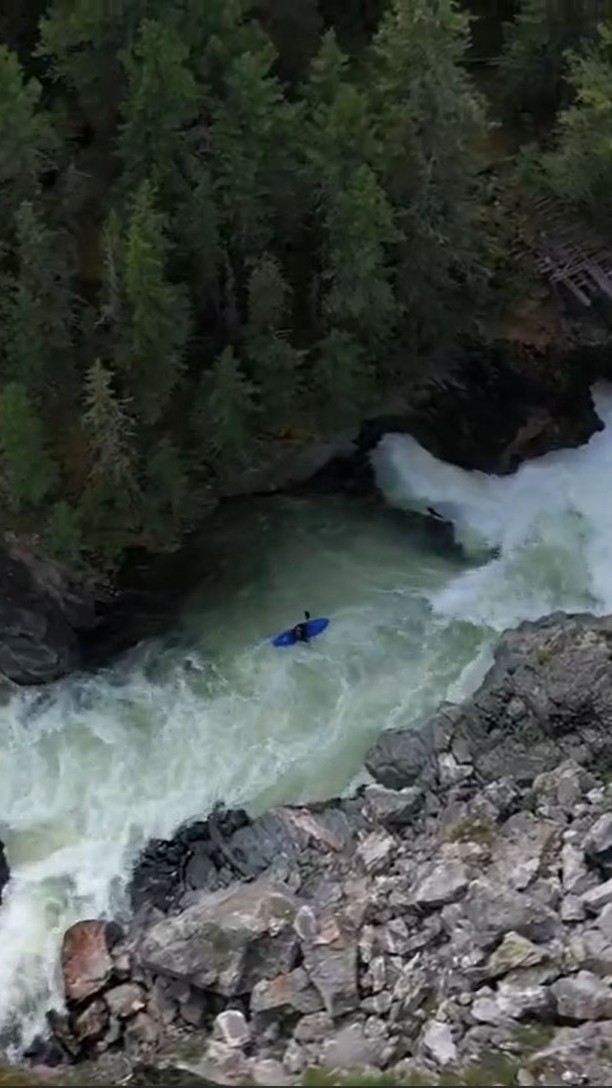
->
[529,194,612,308]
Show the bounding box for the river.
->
[2,386,612,1048]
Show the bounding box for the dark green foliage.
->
[0,0,494,568]
[0,382,58,509]
[499,0,607,122]
[541,21,612,225]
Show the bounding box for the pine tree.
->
[0,45,56,236]
[194,346,256,473]
[119,18,198,197]
[246,255,303,427]
[322,163,396,349]
[123,181,190,422]
[0,382,58,509]
[1,201,74,399]
[500,0,607,122]
[44,500,83,561]
[371,0,487,352]
[83,359,138,496]
[251,0,322,83]
[142,436,189,545]
[542,21,612,225]
[313,330,373,428]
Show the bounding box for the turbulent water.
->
[3,386,612,1047]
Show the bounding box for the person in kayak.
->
[293,610,311,642]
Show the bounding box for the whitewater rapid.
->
[2,386,612,1047]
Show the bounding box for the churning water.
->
[3,385,612,1046]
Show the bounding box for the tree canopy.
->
[0,0,503,570]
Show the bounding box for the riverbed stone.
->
[72,999,110,1049]
[61,920,114,1005]
[139,880,299,997]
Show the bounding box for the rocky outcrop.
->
[40,611,612,1087]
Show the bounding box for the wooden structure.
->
[529,194,612,308]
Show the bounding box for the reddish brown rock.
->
[72,998,109,1048]
[61,920,113,1005]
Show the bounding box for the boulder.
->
[213,1010,251,1050]
[552,971,612,1021]
[463,879,559,948]
[365,718,442,791]
[363,784,423,827]
[303,930,359,1019]
[251,968,323,1021]
[0,841,9,905]
[561,842,592,896]
[356,830,395,874]
[524,1021,612,1086]
[413,860,469,911]
[320,1021,387,1071]
[72,999,110,1049]
[581,877,612,914]
[104,983,147,1020]
[139,880,299,997]
[61,920,115,1005]
[486,932,545,979]
[584,813,612,871]
[421,1020,457,1066]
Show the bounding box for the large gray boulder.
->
[139,881,299,998]
[367,614,612,790]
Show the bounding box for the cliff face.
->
[32,612,612,1087]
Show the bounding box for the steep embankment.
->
[36,612,612,1087]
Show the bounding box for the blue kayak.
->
[271,617,330,648]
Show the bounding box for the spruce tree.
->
[123,181,190,423]
[371,0,487,352]
[119,18,198,197]
[0,45,56,236]
[194,346,256,474]
[1,201,74,399]
[246,255,303,428]
[0,382,58,509]
[542,21,612,225]
[500,0,607,122]
[83,359,138,496]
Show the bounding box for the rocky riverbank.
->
[24,611,612,1086]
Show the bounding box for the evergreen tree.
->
[123,181,190,422]
[1,201,74,398]
[194,346,256,473]
[542,21,612,225]
[251,0,322,82]
[83,359,138,496]
[322,163,396,350]
[119,18,198,197]
[0,382,58,509]
[142,436,189,545]
[0,45,56,236]
[44,500,83,562]
[246,255,302,427]
[371,0,487,352]
[313,330,373,428]
[500,0,607,122]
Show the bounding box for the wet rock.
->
[213,1009,251,1049]
[552,971,612,1021]
[421,1020,457,1066]
[363,784,423,827]
[413,860,469,910]
[140,880,299,997]
[0,841,9,904]
[584,813,612,871]
[486,933,546,979]
[72,999,110,1049]
[251,968,323,1021]
[61,920,115,1005]
[365,718,442,791]
[463,879,559,948]
[105,983,146,1020]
